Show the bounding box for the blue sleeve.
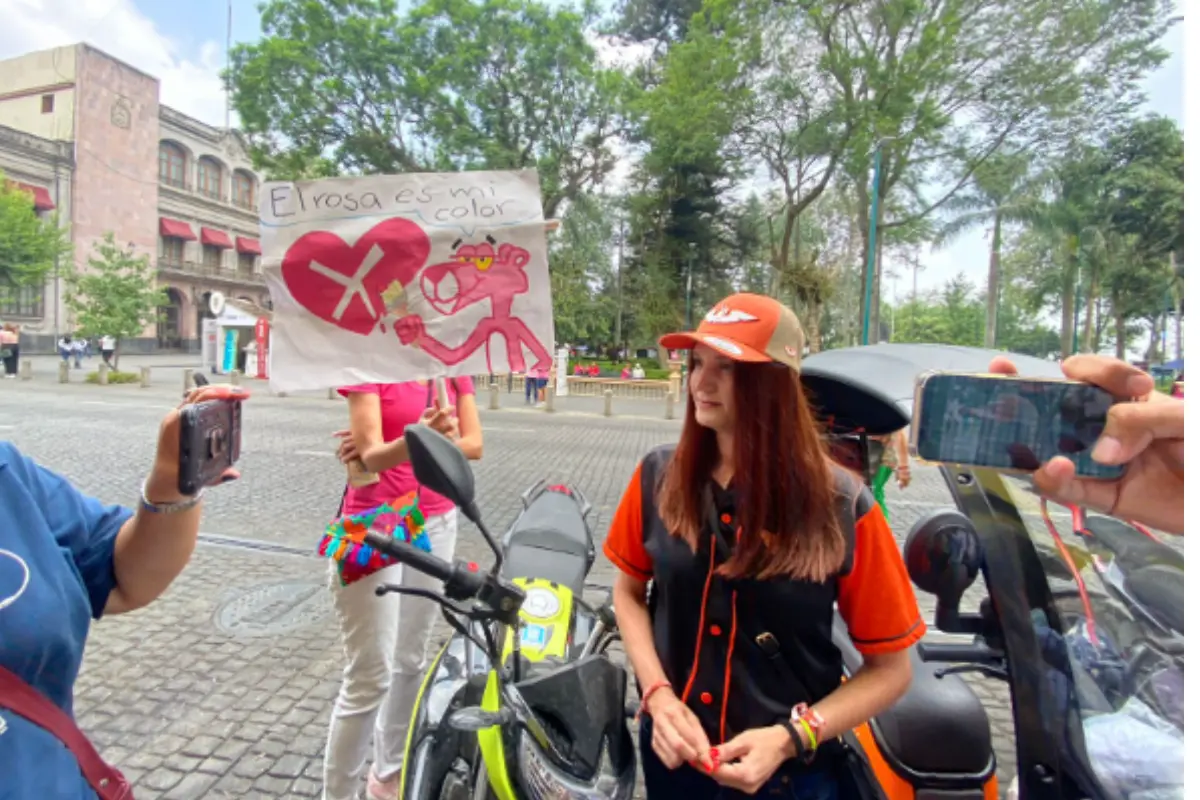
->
[17,448,134,619]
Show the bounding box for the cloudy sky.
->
[0,0,1185,302]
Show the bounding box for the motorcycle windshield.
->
[1000,476,1184,799]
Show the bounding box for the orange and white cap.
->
[659,293,805,373]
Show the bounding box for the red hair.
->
[657,359,845,582]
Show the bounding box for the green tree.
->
[0,174,71,299]
[934,149,1045,347]
[66,234,166,370]
[548,194,617,345]
[229,0,628,215]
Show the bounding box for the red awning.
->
[201,227,234,249]
[235,237,262,255]
[12,182,55,211]
[160,217,197,241]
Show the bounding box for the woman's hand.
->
[147,385,248,501]
[332,429,360,465]
[421,405,460,440]
[646,689,713,770]
[896,464,911,489]
[989,354,1183,534]
[711,726,792,793]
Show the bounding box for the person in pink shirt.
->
[325,378,482,800]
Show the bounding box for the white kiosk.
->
[201,293,260,375]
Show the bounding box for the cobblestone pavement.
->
[0,375,1017,798]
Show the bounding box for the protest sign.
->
[259,169,554,392]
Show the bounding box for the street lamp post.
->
[861,141,889,346]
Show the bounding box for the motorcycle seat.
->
[1086,516,1184,572]
[502,491,594,596]
[833,618,994,781]
[1124,564,1184,634]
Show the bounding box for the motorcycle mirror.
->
[404,424,481,524]
[904,509,982,605]
[447,705,514,732]
[403,423,504,572]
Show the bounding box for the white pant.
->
[322,510,458,800]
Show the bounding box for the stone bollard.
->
[665,391,675,420]
[603,389,614,417]
[19,359,31,381]
[98,363,109,385]
[230,370,242,387]
[489,382,500,410]
[328,387,339,401]
[139,367,151,388]
[58,361,69,384]
[544,387,555,413]
[182,368,194,394]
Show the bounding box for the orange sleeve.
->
[602,463,653,580]
[837,503,926,655]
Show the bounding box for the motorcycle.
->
[801,343,1184,800]
[364,426,635,800]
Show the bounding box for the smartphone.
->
[178,398,243,495]
[912,371,1126,480]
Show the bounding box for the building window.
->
[161,238,185,264]
[197,157,223,200]
[202,245,224,270]
[159,142,187,188]
[41,94,54,114]
[0,284,45,317]
[238,252,257,274]
[233,171,256,211]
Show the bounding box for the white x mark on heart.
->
[307,244,385,321]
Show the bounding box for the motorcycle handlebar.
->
[365,531,455,583]
[363,531,492,603]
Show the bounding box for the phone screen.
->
[914,373,1125,480]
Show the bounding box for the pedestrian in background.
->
[0,324,19,378]
[325,377,483,800]
[869,429,910,521]
[100,335,116,367]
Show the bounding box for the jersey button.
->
[700,691,713,705]
[709,624,722,636]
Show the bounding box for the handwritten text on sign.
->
[259,170,554,393]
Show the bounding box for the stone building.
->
[0,43,267,352]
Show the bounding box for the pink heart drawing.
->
[281,218,431,335]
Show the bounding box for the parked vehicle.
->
[365,427,635,800]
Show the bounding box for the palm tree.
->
[934,149,1044,348]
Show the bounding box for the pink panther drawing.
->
[394,235,552,374]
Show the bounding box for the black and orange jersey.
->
[603,444,925,749]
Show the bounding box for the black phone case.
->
[178,399,242,495]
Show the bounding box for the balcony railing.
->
[158,259,266,285]
[159,176,251,213]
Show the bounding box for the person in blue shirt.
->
[0,384,247,799]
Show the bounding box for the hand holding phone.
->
[988,355,1183,535]
[177,393,244,495]
[912,371,1127,480]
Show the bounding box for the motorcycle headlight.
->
[516,730,632,800]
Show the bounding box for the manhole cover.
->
[214,581,330,637]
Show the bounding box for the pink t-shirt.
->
[337,377,476,518]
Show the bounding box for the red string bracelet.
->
[637,680,673,720]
